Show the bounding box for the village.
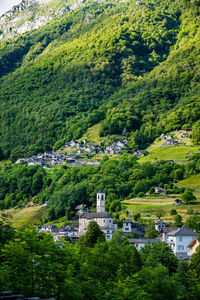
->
[15,130,195,167]
[39,190,199,261]
[15,138,145,166]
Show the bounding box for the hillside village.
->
[15,131,195,166]
[39,191,199,261]
[15,138,138,166]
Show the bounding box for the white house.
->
[54,225,78,241]
[128,238,161,251]
[160,227,178,242]
[75,204,89,215]
[155,219,167,231]
[123,219,146,237]
[39,224,58,234]
[166,226,198,260]
[78,190,117,240]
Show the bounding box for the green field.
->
[6,205,48,229]
[178,174,200,190]
[139,145,199,163]
[123,197,200,223]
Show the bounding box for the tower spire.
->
[96,190,105,213]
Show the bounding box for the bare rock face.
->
[0,0,87,40]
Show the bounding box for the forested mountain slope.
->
[0,0,199,160]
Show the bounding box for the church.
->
[78,190,117,240]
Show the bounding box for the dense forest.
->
[0,0,200,160]
[1,152,200,219]
[1,222,200,299]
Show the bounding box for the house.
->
[166,226,198,260]
[155,219,167,231]
[40,224,58,234]
[82,139,89,145]
[160,227,178,242]
[123,219,146,237]
[187,238,200,256]
[75,204,89,215]
[128,238,161,250]
[154,187,165,194]
[174,199,182,205]
[55,225,78,241]
[78,190,117,240]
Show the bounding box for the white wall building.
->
[166,227,198,260]
[79,190,117,240]
[128,238,161,251]
[155,219,167,231]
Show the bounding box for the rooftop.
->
[80,212,112,219]
[167,227,198,237]
[128,238,161,244]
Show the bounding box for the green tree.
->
[140,242,178,275]
[78,221,105,248]
[181,189,196,204]
[174,214,183,227]
[192,120,200,144]
[186,215,200,232]
[170,208,177,216]
[145,223,159,239]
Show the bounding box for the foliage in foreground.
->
[0,224,200,300]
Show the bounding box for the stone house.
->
[40,224,58,234]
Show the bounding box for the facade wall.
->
[79,217,113,235]
[123,222,132,233]
[167,235,197,256]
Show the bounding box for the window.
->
[109,220,111,222]
[179,237,182,242]
[125,227,129,231]
[178,245,184,251]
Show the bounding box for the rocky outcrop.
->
[0,0,86,40]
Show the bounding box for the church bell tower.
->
[96,190,105,213]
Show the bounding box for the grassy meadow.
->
[6,205,48,229]
[123,197,200,223]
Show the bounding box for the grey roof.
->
[155,219,166,225]
[128,238,161,244]
[80,212,112,219]
[167,227,198,237]
[75,204,85,210]
[123,219,132,223]
[161,227,178,234]
[101,226,113,230]
[98,189,105,193]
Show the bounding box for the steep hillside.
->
[0,0,199,161]
[0,0,87,40]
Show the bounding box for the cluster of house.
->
[15,151,76,166]
[124,219,199,259]
[64,139,128,155]
[160,134,179,146]
[39,191,199,260]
